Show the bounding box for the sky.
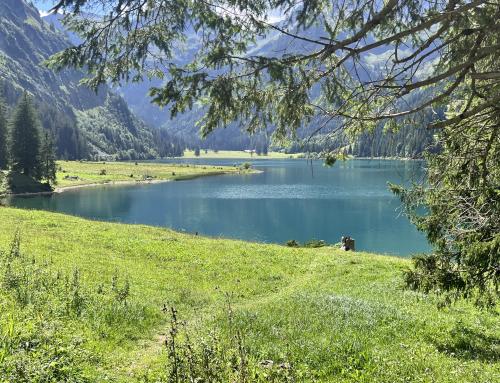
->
[32,0,52,12]
[32,0,287,22]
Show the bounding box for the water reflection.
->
[6,159,430,256]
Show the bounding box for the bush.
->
[99,169,106,175]
[304,239,326,248]
[286,240,300,247]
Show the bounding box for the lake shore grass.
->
[0,160,257,196]
[0,206,498,382]
[55,160,255,188]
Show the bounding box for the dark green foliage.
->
[46,0,497,142]
[39,130,57,184]
[389,41,500,304]
[391,112,500,305]
[6,93,58,186]
[36,102,89,160]
[402,253,467,295]
[304,239,326,248]
[4,172,52,194]
[285,105,439,158]
[0,1,183,161]
[285,240,300,247]
[323,152,337,167]
[285,239,327,248]
[153,128,185,158]
[10,94,41,177]
[0,99,8,169]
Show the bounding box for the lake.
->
[5,159,430,256]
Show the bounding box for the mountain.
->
[0,0,183,160]
[111,20,435,157]
[37,4,435,158]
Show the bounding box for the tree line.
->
[0,94,57,185]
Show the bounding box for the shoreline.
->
[54,178,173,194]
[4,169,261,197]
[3,156,422,197]
[354,156,425,161]
[2,179,172,197]
[177,154,425,161]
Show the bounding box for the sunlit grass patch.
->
[0,207,498,382]
[55,160,249,189]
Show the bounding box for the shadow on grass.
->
[434,322,500,362]
[6,171,52,194]
[0,171,6,199]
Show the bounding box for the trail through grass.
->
[0,207,498,382]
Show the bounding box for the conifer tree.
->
[10,94,41,177]
[0,99,8,170]
[49,0,500,302]
[39,131,57,184]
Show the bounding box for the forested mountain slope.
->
[35,1,435,157]
[0,0,182,160]
[115,19,435,157]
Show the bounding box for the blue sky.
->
[32,0,52,12]
[31,1,287,22]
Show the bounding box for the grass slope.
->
[0,161,253,195]
[0,207,498,382]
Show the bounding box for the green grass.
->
[183,150,304,159]
[55,160,253,189]
[1,161,252,195]
[0,207,498,382]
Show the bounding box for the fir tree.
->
[48,0,500,302]
[39,131,57,184]
[0,99,8,170]
[10,94,41,177]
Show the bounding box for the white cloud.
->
[39,10,52,17]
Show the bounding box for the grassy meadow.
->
[0,161,253,195]
[0,206,498,382]
[55,160,252,189]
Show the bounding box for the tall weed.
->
[0,231,151,381]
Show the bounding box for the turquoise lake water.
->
[5,159,431,256]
